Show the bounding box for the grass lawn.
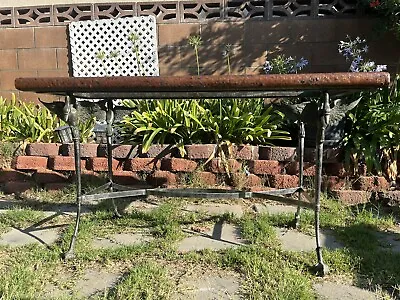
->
[0,184,399,299]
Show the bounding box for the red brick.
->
[377,191,400,206]
[268,175,299,189]
[323,176,347,191]
[33,169,68,184]
[194,171,217,186]
[48,156,86,171]
[0,169,31,183]
[142,144,175,158]
[113,171,144,186]
[26,143,60,157]
[246,174,262,187]
[146,170,177,187]
[248,160,282,175]
[86,157,123,172]
[323,163,348,177]
[0,70,37,90]
[3,181,35,194]
[331,190,372,205]
[286,162,316,176]
[208,159,241,173]
[71,170,101,182]
[60,143,98,158]
[352,176,389,192]
[223,144,258,160]
[13,156,48,170]
[162,158,197,172]
[98,144,139,158]
[44,183,70,191]
[125,158,161,171]
[259,146,296,161]
[185,144,216,159]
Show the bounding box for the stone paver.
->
[314,282,376,300]
[44,268,121,299]
[175,274,241,300]
[173,267,241,300]
[177,223,245,253]
[92,232,154,249]
[275,228,343,252]
[374,231,400,253]
[184,203,244,218]
[0,227,61,247]
[253,203,300,215]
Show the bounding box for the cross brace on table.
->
[61,93,331,276]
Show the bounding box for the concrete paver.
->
[313,282,376,300]
[0,227,61,247]
[275,228,343,252]
[177,223,245,253]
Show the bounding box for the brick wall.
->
[2,142,397,206]
[0,2,399,102]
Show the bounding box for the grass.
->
[0,187,399,299]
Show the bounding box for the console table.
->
[15,72,390,275]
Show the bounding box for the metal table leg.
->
[64,97,82,260]
[314,92,330,276]
[106,100,122,217]
[295,121,305,228]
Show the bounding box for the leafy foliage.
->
[0,94,95,145]
[343,75,400,179]
[0,94,61,144]
[119,99,289,156]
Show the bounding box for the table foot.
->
[62,250,76,261]
[314,262,329,276]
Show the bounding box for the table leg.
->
[314,92,330,276]
[106,100,121,217]
[64,98,82,260]
[295,121,305,229]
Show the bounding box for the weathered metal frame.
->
[15,73,390,275]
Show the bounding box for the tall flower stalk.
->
[222,44,233,75]
[188,35,203,76]
[129,32,144,76]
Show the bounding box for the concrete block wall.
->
[0,2,399,102]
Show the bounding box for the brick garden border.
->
[1,142,398,206]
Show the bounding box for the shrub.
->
[119,98,289,156]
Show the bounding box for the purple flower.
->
[350,60,360,72]
[296,57,308,70]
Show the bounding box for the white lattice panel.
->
[69,16,159,77]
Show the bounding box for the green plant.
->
[264,54,308,74]
[364,0,400,40]
[120,98,289,156]
[0,94,62,145]
[343,75,400,180]
[120,99,206,156]
[188,35,203,76]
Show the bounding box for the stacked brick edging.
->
[1,142,398,206]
